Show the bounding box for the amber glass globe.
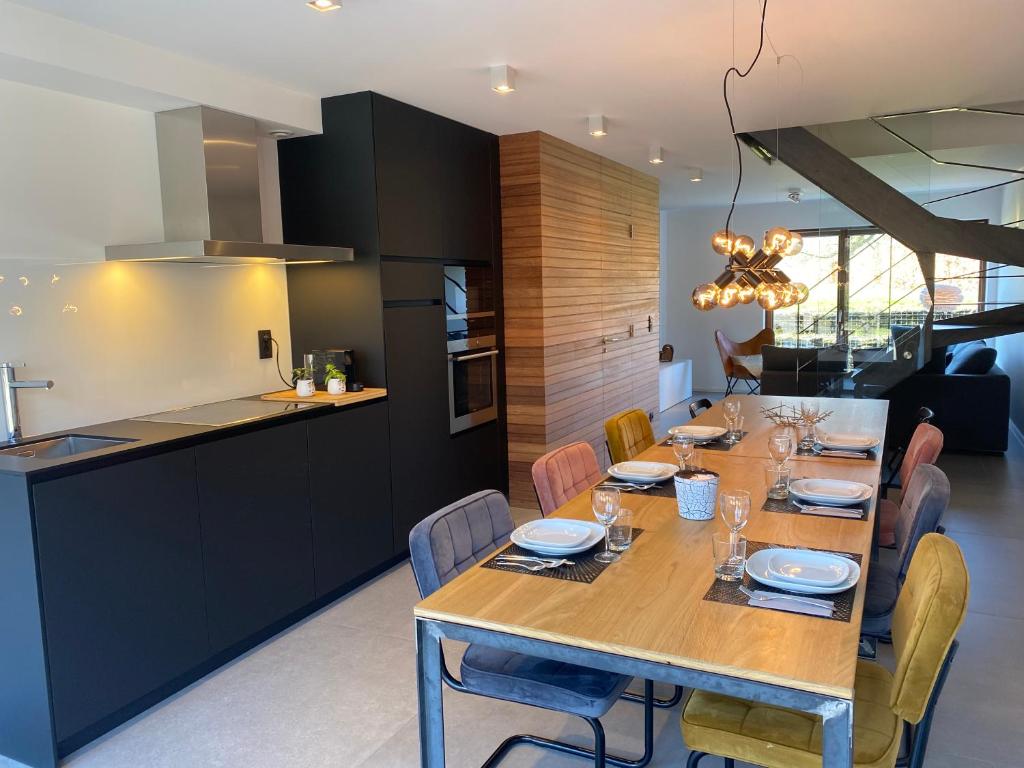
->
[718,283,741,308]
[710,230,736,256]
[691,282,720,311]
[782,231,804,257]
[792,282,810,303]
[736,283,757,304]
[762,226,792,256]
[731,235,756,259]
[756,282,783,311]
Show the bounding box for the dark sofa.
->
[883,340,1010,453]
[760,345,847,397]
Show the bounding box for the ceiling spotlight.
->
[689,168,703,183]
[787,188,802,203]
[648,145,664,165]
[588,115,607,137]
[490,65,516,94]
[306,0,341,11]
[268,129,294,139]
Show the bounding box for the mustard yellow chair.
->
[681,533,969,768]
[604,409,656,464]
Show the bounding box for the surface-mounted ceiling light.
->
[689,168,703,182]
[306,0,341,11]
[269,129,294,139]
[490,65,516,94]
[648,145,664,165]
[588,115,607,137]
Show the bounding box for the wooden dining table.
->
[414,394,889,768]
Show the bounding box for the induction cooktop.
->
[132,398,316,427]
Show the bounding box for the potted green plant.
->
[324,363,347,395]
[293,366,315,397]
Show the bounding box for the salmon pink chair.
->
[531,442,603,517]
[879,423,944,546]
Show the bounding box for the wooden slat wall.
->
[501,132,660,508]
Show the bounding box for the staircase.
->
[739,124,1024,398]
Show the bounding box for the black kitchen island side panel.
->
[307,401,394,596]
[31,449,209,743]
[195,421,316,654]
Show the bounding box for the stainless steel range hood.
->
[106,106,353,265]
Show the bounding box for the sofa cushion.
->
[945,340,984,367]
[946,344,997,375]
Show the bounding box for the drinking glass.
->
[713,532,746,581]
[765,465,791,500]
[672,437,695,470]
[725,414,745,444]
[591,485,621,564]
[719,489,751,560]
[768,431,793,467]
[607,507,633,552]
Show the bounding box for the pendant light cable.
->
[722,0,769,236]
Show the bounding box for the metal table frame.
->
[416,616,854,768]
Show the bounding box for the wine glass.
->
[591,485,622,564]
[768,431,793,467]
[672,437,695,471]
[723,398,741,422]
[719,490,751,560]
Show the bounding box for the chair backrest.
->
[899,423,944,488]
[604,409,655,464]
[532,441,603,517]
[689,398,713,419]
[714,328,775,378]
[889,533,969,724]
[894,464,950,578]
[408,489,514,599]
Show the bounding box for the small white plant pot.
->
[295,379,315,397]
[674,469,720,521]
[327,378,346,395]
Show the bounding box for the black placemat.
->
[661,432,748,452]
[599,476,676,498]
[702,540,861,622]
[481,529,645,584]
[762,493,868,521]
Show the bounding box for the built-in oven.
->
[445,265,498,434]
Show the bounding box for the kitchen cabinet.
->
[440,117,497,263]
[195,422,315,653]
[32,450,208,742]
[307,401,394,596]
[383,303,454,548]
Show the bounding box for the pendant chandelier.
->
[691,0,809,313]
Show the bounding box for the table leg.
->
[820,698,853,768]
[416,618,445,767]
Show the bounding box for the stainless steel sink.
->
[0,434,137,459]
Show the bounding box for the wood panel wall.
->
[501,132,660,508]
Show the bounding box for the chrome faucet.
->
[1,362,54,443]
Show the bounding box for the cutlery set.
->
[494,554,574,571]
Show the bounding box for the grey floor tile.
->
[946,530,1024,620]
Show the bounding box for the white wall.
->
[0,79,293,436]
[660,188,1006,392]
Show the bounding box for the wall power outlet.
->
[258,330,273,360]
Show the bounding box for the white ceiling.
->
[11,0,1024,209]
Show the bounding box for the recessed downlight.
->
[588,115,607,137]
[648,145,664,165]
[306,0,341,11]
[269,129,294,139]
[490,65,516,94]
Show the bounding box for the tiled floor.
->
[5,397,1022,768]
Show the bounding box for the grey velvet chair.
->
[862,464,950,642]
[409,489,654,768]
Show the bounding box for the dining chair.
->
[688,398,713,419]
[409,489,654,767]
[713,328,774,395]
[882,406,935,493]
[532,442,604,517]
[604,409,656,465]
[681,532,969,768]
[863,464,950,645]
[878,422,944,547]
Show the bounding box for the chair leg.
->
[620,683,684,708]
[724,376,736,396]
[686,752,733,768]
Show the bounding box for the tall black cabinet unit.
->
[279,92,507,553]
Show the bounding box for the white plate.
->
[516,519,595,548]
[669,425,727,441]
[817,432,881,451]
[765,548,850,587]
[790,478,873,506]
[746,549,861,595]
[510,521,605,555]
[607,462,678,483]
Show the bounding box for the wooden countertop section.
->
[260,388,387,407]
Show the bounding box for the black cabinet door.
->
[32,450,208,742]
[440,118,496,263]
[195,422,315,653]
[307,401,394,596]
[372,94,443,259]
[383,304,454,548]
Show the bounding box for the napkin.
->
[746,590,834,618]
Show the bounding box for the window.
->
[770,226,985,349]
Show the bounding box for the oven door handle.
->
[448,349,501,362]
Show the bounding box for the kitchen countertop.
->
[0,388,388,480]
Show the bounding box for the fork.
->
[604,481,656,490]
[739,585,834,610]
[496,560,565,571]
[496,555,574,567]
